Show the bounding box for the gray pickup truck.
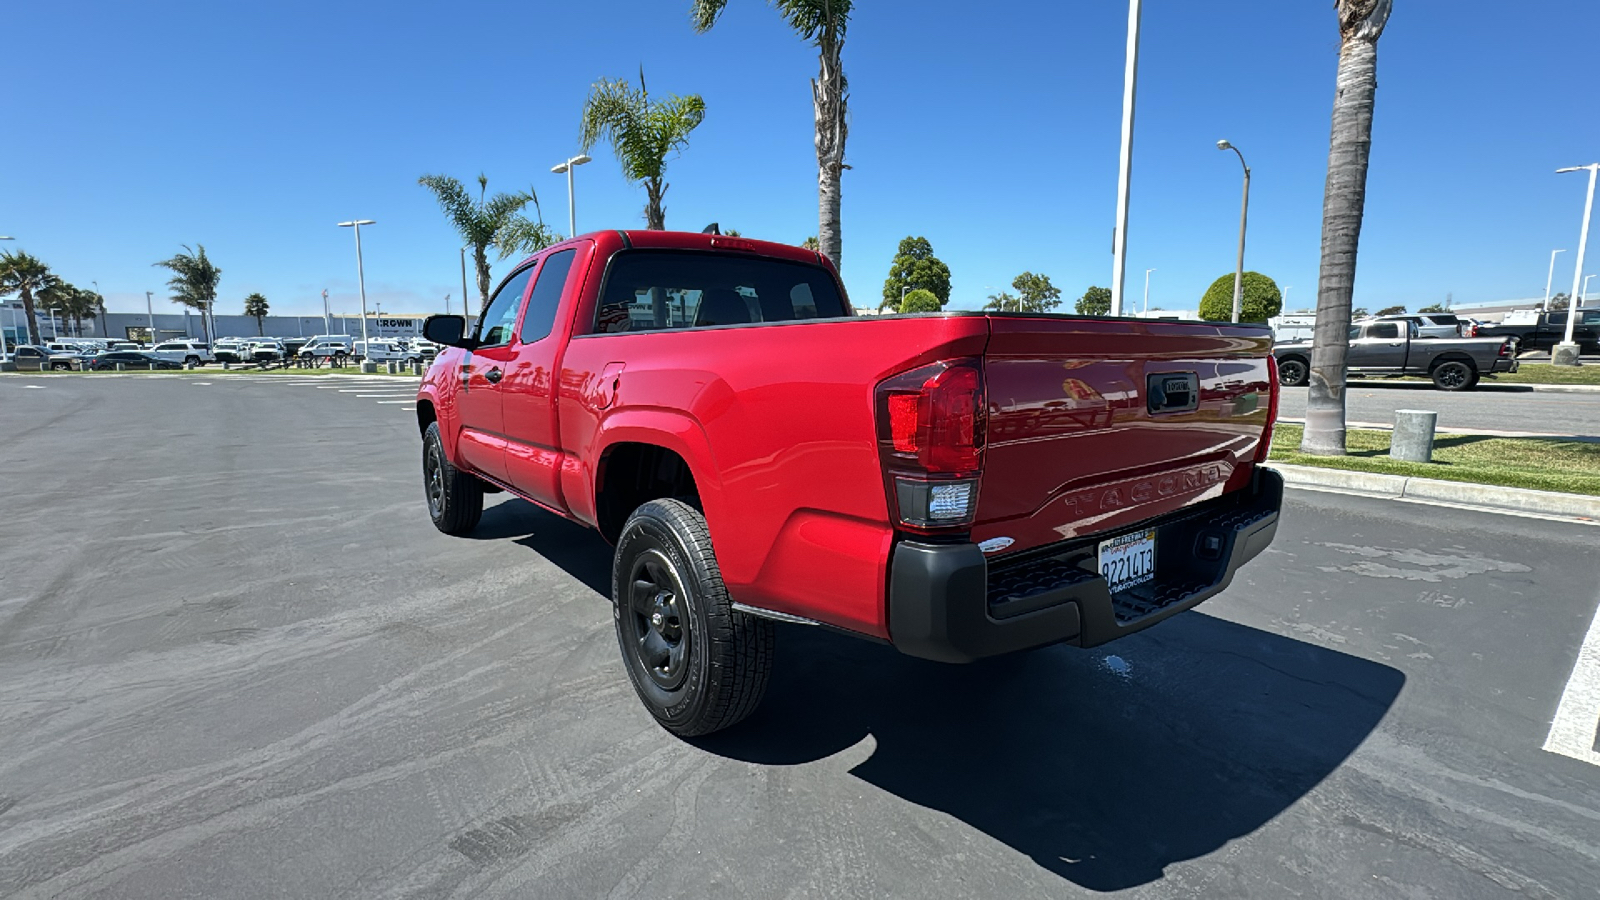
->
[1274,319,1517,391]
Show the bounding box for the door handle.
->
[485,367,503,384]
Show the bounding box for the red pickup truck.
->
[416,230,1282,736]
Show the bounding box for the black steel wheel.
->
[422,421,483,535]
[1277,356,1309,387]
[1431,359,1477,391]
[613,499,773,737]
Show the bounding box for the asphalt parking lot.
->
[2,374,1598,899]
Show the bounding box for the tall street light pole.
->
[0,237,13,357]
[145,291,156,347]
[551,154,592,238]
[1544,249,1567,310]
[1109,0,1142,317]
[1143,268,1155,315]
[1582,273,1595,307]
[1555,164,1598,365]
[337,220,376,347]
[460,247,471,319]
[1218,139,1251,323]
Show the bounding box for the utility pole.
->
[1109,0,1142,316]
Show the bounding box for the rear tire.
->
[422,422,483,535]
[1431,359,1477,391]
[613,499,773,737]
[1277,356,1309,387]
[185,355,201,367]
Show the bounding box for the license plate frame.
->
[1098,529,1156,594]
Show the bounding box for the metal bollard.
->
[116,362,125,371]
[386,360,398,374]
[148,362,156,371]
[222,360,230,370]
[1390,409,1438,463]
[411,359,423,376]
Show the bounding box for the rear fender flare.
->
[593,409,726,537]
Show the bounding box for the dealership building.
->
[2,302,452,346]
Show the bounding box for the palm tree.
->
[0,250,52,344]
[244,293,270,335]
[418,174,558,309]
[153,245,222,343]
[692,1,851,268]
[801,236,820,251]
[38,282,100,336]
[1301,0,1393,457]
[578,70,706,230]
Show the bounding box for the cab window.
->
[477,266,535,347]
[1368,323,1400,339]
[519,250,578,344]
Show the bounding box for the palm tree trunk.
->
[1302,0,1390,456]
[645,179,666,230]
[21,288,40,345]
[474,245,492,310]
[812,26,848,270]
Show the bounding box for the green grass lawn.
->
[1487,363,1600,385]
[1270,423,1600,496]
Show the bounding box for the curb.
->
[1265,463,1600,522]
[1344,379,1600,394]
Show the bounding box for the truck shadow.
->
[698,614,1404,892]
[467,499,1404,891]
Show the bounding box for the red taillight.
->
[1253,356,1280,464]
[1498,340,1511,357]
[876,358,986,530]
[709,237,758,252]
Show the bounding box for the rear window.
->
[594,251,849,334]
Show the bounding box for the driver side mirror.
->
[423,315,475,349]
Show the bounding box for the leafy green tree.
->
[1302,0,1393,457]
[244,293,270,335]
[579,70,706,231]
[37,280,100,337]
[418,174,557,309]
[0,251,53,345]
[800,236,819,251]
[899,289,941,313]
[1199,272,1282,323]
[154,244,222,342]
[1010,272,1062,313]
[1417,302,1448,313]
[1547,292,1569,310]
[1351,307,1369,319]
[692,0,852,269]
[1076,286,1113,316]
[881,236,951,309]
[1375,304,1406,316]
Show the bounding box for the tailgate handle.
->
[1147,373,1199,414]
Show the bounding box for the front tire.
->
[1277,356,1309,387]
[1431,359,1477,391]
[422,422,483,535]
[613,499,773,737]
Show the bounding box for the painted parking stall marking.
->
[1544,590,1600,767]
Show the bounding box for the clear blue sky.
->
[7,0,1599,319]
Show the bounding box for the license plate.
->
[1099,529,1156,594]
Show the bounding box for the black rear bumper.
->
[888,467,1283,663]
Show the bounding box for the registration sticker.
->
[1099,529,1156,594]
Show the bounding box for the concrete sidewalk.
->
[1350,378,1600,394]
[1266,462,1600,523]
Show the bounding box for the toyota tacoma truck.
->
[415,230,1282,736]
[1273,318,1517,391]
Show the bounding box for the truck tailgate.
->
[974,316,1274,556]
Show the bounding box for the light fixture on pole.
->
[551,154,593,238]
[337,220,376,347]
[1109,0,1143,316]
[1544,249,1567,310]
[1143,268,1155,315]
[1218,140,1251,323]
[1554,164,1599,365]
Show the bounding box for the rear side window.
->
[519,249,578,344]
[1369,323,1400,339]
[594,251,848,334]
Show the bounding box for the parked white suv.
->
[299,335,354,362]
[1374,313,1463,339]
[149,341,214,366]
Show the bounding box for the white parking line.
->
[1544,591,1600,767]
[355,393,415,398]
[376,400,414,404]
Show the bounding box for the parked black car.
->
[89,351,183,371]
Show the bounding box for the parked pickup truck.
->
[1476,308,1600,354]
[1273,319,1516,391]
[415,230,1282,736]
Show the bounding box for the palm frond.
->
[494,216,562,261]
[689,0,728,32]
[419,174,495,245]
